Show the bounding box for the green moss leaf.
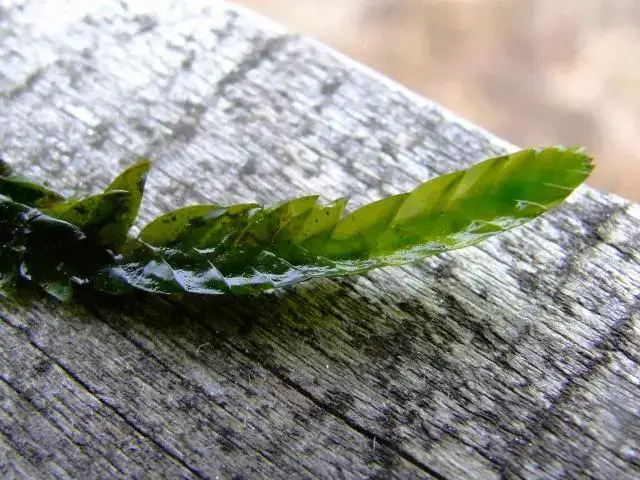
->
[139,205,224,247]
[0,195,116,301]
[0,177,65,208]
[44,191,132,248]
[0,147,594,299]
[366,146,593,263]
[102,159,151,247]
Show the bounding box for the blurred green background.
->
[236,0,640,202]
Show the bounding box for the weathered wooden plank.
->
[1,293,431,479]
[0,1,638,479]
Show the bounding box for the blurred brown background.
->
[235,0,640,202]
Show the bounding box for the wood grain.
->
[1,1,638,479]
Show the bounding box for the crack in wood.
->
[233,344,450,480]
[0,314,205,479]
[0,375,130,477]
[503,299,640,476]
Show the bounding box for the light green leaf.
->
[139,204,224,247]
[102,159,151,247]
[44,191,133,247]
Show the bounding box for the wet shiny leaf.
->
[0,147,593,300]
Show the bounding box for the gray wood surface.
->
[1,1,639,479]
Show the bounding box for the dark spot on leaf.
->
[73,205,89,216]
[136,176,146,193]
[188,217,207,229]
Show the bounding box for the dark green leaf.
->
[0,157,13,177]
[0,195,116,301]
[0,177,65,208]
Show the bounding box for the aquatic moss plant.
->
[0,147,593,301]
